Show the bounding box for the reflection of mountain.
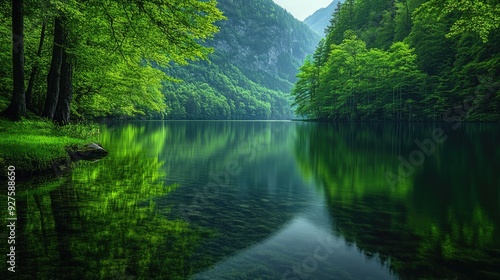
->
[294,123,500,279]
[141,121,397,279]
[154,121,319,273]
[193,214,397,280]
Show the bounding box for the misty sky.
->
[272,0,333,21]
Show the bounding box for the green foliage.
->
[294,123,500,279]
[163,53,293,120]
[74,57,168,119]
[293,0,500,121]
[0,118,95,174]
[0,0,225,120]
[0,123,208,279]
[294,32,425,121]
[291,57,318,118]
[418,0,500,42]
[0,0,319,121]
[159,0,318,120]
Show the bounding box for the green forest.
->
[0,0,320,176]
[292,0,500,121]
[0,0,225,123]
[4,0,498,123]
[0,0,320,122]
[162,55,293,120]
[158,0,319,120]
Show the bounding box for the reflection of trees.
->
[294,123,500,279]
[5,122,203,280]
[294,122,416,201]
[1,121,301,280]
[144,121,294,190]
[405,124,500,278]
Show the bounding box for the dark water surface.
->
[2,121,499,280]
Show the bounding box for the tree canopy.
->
[0,0,225,122]
[292,0,500,121]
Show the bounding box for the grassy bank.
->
[0,118,99,177]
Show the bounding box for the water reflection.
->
[294,122,500,279]
[154,121,397,279]
[1,121,202,280]
[2,121,498,280]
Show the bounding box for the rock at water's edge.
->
[69,143,109,161]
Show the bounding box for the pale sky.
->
[272,0,333,21]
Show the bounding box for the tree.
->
[41,16,64,120]
[418,0,500,42]
[53,40,72,125]
[2,0,26,120]
[394,0,411,42]
[25,18,46,113]
[292,0,498,122]
[291,57,317,118]
[387,42,425,120]
[407,10,454,76]
[38,0,225,124]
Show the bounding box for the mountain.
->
[161,0,321,120]
[304,0,343,36]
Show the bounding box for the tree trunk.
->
[26,19,46,113]
[399,88,403,120]
[2,0,26,120]
[392,88,395,119]
[54,49,73,125]
[42,16,64,120]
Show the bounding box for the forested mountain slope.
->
[293,0,500,121]
[0,0,319,121]
[162,0,320,120]
[304,0,343,36]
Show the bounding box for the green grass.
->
[0,118,99,176]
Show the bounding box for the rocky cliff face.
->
[161,0,320,120]
[210,0,320,91]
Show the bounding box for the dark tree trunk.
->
[42,16,64,120]
[26,19,46,113]
[54,49,73,125]
[2,0,26,120]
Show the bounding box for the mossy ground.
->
[0,117,99,177]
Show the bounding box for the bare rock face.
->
[208,0,321,91]
[68,143,108,161]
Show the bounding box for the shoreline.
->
[0,118,106,179]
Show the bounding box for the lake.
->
[2,121,499,279]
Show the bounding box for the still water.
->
[2,121,499,279]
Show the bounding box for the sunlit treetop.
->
[417,0,500,42]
